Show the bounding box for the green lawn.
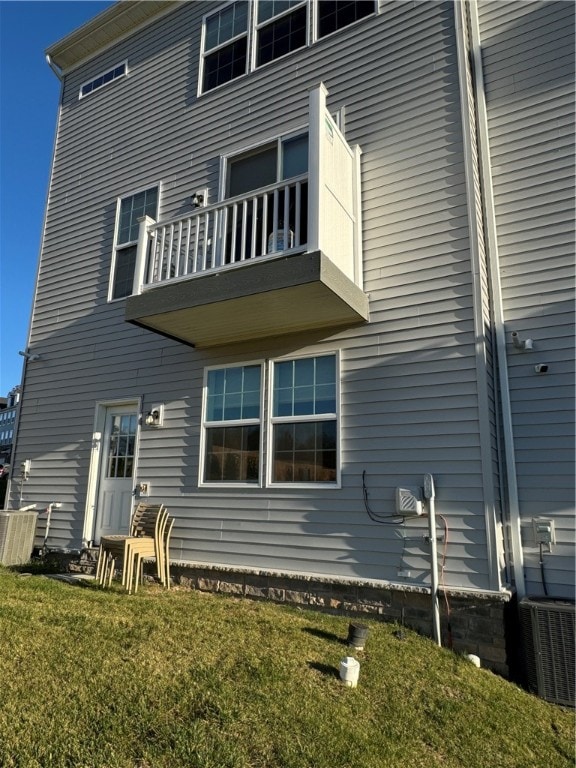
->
[0,569,573,768]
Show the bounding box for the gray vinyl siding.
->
[15,1,505,592]
[477,0,575,598]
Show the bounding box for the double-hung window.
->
[200,1,377,94]
[201,1,249,93]
[255,1,308,67]
[271,354,338,483]
[316,1,375,39]
[203,364,262,484]
[201,353,338,486]
[110,187,158,300]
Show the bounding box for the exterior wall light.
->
[145,405,164,427]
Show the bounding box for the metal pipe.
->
[424,474,441,646]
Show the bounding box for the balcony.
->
[125,84,369,348]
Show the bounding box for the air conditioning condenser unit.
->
[520,596,575,707]
[0,510,38,566]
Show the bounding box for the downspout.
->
[467,0,526,599]
[46,54,63,82]
[11,55,65,506]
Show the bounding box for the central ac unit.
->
[520,596,575,707]
[0,510,38,566]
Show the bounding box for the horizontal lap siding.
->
[478,0,575,598]
[16,1,496,591]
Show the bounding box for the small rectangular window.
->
[317,1,374,38]
[202,1,249,93]
[110,186,158,300]
[79,62,127,99]
[202,364,262,484]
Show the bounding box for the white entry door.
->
[94,406,138,541]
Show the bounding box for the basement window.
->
[79,62,127,99]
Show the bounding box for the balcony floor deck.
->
[126,250,369,348]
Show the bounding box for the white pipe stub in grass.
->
[466,654,481,668]
[339,656,360,687]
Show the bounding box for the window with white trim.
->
[79,62,127,99]
[316,1,375,38]
[200,1,377,94]
[110,186,158,300]
[201,353,338,486]
[256,1,308,67]
[270,354,338,483]
[201,1,249,93]
[203,364,262,484]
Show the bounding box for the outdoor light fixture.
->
[18,350,41,362]
[144,405,164,427]
[191,188,207,208]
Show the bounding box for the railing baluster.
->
[283,186,290,249]
[176,221,183,277]
[231,204,238,264]
[261,194,268,255]
[295,182,301,247]
[250,196,258,260]
[271,189,279,253]
[184,218,192,276]
[203,212,209,271]
[240,200,247,261]
[158,226,167,282]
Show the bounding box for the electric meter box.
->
[395,487,423,517]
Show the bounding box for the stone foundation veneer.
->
[68,550,512,676]
[168,562,511,677]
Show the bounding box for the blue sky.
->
[0,0,114,393]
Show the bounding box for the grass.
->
[0,569,573,768]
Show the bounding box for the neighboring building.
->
[11,1,574,673]
[0,386,21,465]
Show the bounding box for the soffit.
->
[46,0,181,73]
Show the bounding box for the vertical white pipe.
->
[468,0,526,598]
[428,497,442,646]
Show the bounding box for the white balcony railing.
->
[138,176,308,289]
[131,84,363,297]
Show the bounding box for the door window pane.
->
[228,146,277,197]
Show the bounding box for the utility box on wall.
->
[0,510,38,566]
[520,596,575,707]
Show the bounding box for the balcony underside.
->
[125,250,369,348]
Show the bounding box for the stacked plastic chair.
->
[95,503,167,592]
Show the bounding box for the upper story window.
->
[79,62,127,99]
[256,1,308,67]
[317,1,375,38]
[110,186,158,301]
[202,1,249,93]
[226,132,308,197]
[200,1,376,94]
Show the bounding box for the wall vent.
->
[0,511,38,566]
[520,596,575,707]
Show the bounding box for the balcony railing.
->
[139,176,308,288]
[130,84,364,301]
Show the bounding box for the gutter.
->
[467,0,526,599]
[46,54,63,81]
